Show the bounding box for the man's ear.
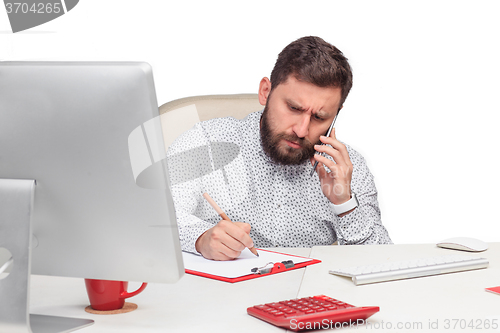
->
[258,77,271,106]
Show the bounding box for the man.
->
[167,36,392,260]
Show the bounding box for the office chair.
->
[159,94,262,149]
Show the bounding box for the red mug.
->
[84,279,147,311]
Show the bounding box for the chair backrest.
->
[159,94,261,149]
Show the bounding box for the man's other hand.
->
[195,220,254,260]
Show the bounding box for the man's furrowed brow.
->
[286,99,305,110]
[311,109,332,119]
[286,99,333,119]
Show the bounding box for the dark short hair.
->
[270,36,353,108]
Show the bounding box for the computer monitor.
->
[0,62,184,332]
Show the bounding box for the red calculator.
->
[247,295,379,331]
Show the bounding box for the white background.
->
[1,0,499,245]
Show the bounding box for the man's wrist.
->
[195,230,208,254]
[332,193,358,216]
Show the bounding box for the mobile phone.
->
[310,114,338,176]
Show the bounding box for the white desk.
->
[299,243,500,332]
[29,248,311,333]
[27,245,500,333]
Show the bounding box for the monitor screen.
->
[0,62,184,284]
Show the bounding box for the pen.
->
[310,114,338,177]
[202,192,259,257]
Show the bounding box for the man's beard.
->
[260,103,318,165]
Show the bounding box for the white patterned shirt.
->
[166,110,392,254]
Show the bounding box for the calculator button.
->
[313,295,327,299]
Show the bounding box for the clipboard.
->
[183,248,321,283]
[485,286,500,295]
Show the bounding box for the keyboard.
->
[247,295,379,331]
[329,255,489,285]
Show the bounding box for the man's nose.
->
[293,114,310,138]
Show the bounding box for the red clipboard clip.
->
[251,260,295,275]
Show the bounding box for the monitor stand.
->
[0,179,94,333]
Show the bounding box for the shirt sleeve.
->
[166,123,215,254]
[329,147,392,245]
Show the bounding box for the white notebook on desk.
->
[182,249,320,282]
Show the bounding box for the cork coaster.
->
[85,302,138,315]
